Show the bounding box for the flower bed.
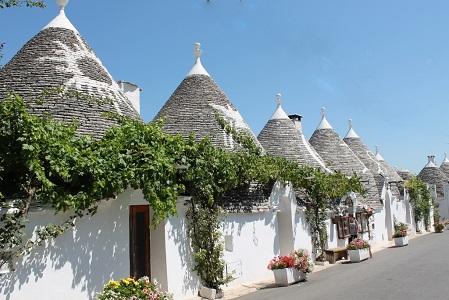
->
[435,223,444,233]
[347,238,370,263]
[291,249,314,274]
[267,250,314,286]
[267,255,295,270]
[392,222,408,238]
[347,238,370,250]
[97,277,172,300]
[393,222,409,246]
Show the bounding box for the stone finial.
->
[316,106,332,130]
[57,0,69,10]
[375,145,385,161]
[275,93,282,106]
[345,118,359,139]
[187,42,210,77]
[194,42,202,59]
[270,93,288,120]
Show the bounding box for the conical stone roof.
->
[343,122,401,199]
[418,155,448,197]
[396,169,414,192]
[374,146,403,184]
[397,169,415,181]
[0,3,139,137]
[309,109,381,208]
[440,153,449,178]
[257,95,327,170]
[155,43,261,151]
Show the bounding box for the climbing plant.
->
[405,177,432,231]
[0,94,363,291]
[182,115,364,289]
[297,170,364,260]
[0,94,186,269]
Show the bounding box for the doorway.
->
[129,205,150,278]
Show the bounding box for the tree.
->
[405,177,432,231]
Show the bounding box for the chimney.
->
[117,81,142,115]
[288,114,303,134]
[428,155,436,166]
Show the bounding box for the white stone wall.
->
[293,209,313,254]
[222,211,279,288]
[370,208,388,247]
[0,189,147,300]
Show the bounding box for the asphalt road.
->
[236,231,449,300]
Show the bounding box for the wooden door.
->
[129,205,150,279]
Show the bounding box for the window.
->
[335,216,350,239]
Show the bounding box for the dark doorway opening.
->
[129,205,150,279]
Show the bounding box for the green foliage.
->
[405,177,432,231]
[0,95,363,290]
[392,221,408,238]
[0,94,185,267]
[0,0,45,8]
[298,170,364,259]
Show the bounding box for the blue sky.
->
[2,0,449,173]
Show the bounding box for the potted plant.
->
[434,223,444,233]
[346,238,370,263]
[291,249,314,281]
[97,276,172,300]
[393,222,409,247]
[267,255,298,286]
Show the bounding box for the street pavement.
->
[235,231,449,300]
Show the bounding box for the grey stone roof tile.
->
[418,166,448,197]
[0,27,139,138]
[344,137,402,199]
[258,118,326,170]
[155,74,262,151]
[309,128,382,208]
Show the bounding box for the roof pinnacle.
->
[375,145,385,162]
[270,93,288,120]
[43,0,77,32]
[187,42,210,77]
[345,118,360,139]
[194,42,202,58]
[275,93,282,106]
[316,106,332,130]
[57,0,69,10]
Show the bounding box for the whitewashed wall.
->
[153,202,280,299]
[293,209,313,254]
[390,197,408,225]
[370,208,388,247]
[150,200,199,300]
[222,211,279,288]
[0,189,147,300]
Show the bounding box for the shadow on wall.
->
[0,199,129,300]
[166,206,199,297]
